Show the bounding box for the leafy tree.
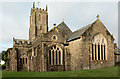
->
[2,64,6,70]
[1,50,8,70]
[1,50,8,62]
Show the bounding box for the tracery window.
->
[49,45,63,65]
[92,34,107,60]
[20,54,28,64]
[32,47,37,56]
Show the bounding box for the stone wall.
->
[68,38,83,70]
[6,10,115,72]
[29,4,48,41]
[90,19,114,69]
[6,48,18,71]
[81,19,114,70]
[67,19,114,71]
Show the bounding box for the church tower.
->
[29,2,48,41]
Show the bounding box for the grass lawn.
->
[2,66,119,77]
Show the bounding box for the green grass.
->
[2,66,119,77]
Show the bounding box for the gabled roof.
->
[67,24,92,41]
[67,19,114,42]
[56,21,72,37]
[46,21,72,38]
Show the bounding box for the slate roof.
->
[67,24,92,41]
[67,19,114,42]
[56,21,72,37]
[51,19,114,42]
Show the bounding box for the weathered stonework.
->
[6,2,115,72]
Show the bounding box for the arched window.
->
[95,44,97,60]
[101,45,103,60]
[20,54,28,64]
[104,45,106,60]
[92,34,107,60]
[92,44,94,60]
[56,51,57,65]
[49,50,51,65]
[48,45,63,65]
[59,51,61,65]
[26,58,27,64]
[53,51,54,65]
[20,58,22,63]
[98,43,100,60]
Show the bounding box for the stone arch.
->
[20,54,28,64]
[92,33,107,60]
[48,45,63,65]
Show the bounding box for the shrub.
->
[2,64,6,70]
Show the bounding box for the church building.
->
[6,2,115,72]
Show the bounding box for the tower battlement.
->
[13,39,31,46]
[29,2,48,41]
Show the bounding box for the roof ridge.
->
[67,21,95,42]
[72,24,92,33]
[56,21,72,37]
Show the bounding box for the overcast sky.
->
[0,0,118,52]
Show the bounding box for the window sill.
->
[91,60,107,62]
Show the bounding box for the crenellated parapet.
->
[29,2,48,41]
[31,2,47,14]
[13,38,32,47]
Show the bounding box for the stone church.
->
[6,2,115,72]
